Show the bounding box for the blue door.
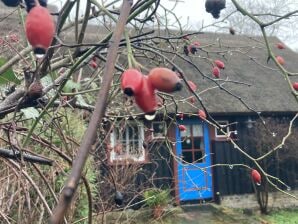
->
[176,120,213,201]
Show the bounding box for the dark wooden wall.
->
[211,115,298,196]
[144,141,174,189]
[212,141,254,195]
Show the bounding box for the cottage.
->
[101,32,298,206]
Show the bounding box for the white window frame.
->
[151,121,166,139]
[215,121,229,138]
[110,122,145,162]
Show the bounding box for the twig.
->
[0,148,53,165]
[5,160,52,216]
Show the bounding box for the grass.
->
[264,209,298,224]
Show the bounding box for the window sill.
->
[107,158,151,166]
[214,137,238,142]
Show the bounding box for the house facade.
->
[99,32,298,206]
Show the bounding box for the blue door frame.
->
[175,120,213,201]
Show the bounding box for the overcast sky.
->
[48,0,298,51]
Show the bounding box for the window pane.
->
[182,151,193,164]
[193,137,204,149]
[193,124,203,137]
[180,124,191,137]
[194,151,204,163]
[127,125,138,140]
[111,122,145,162]
[152,122,166,137]
[129,140,139,154]
[181,137,192,150]
[215,121,229,137]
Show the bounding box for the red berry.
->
[178,113,184,120]
[198,109,206,119]
[212,67,220,78]
[251,169,261,185]
[276,42,285,49]
[214,60,225,69]
[121,69,144,96]
[192,41,200,47]
[9,34,19,42]
[189,96,195,104]
[134,76,157,114]
[187,81,197,91]
[156,95,164,107]
[292,82,298,91]
[148,67,182,93]
[276,56,285,65]
[178,125,187,132]
[89,60,97,69]
[25,6,55,56]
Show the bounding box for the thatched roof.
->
[168,32,298,115]
[162,34,298,113]
[108,31,298,116]
[1,3,297,115]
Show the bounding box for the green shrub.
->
[143,188,170,208]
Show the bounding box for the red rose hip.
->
[25,5,55,57]
[292,82,298,91]
[214,60,225,69]
[251,169,261,185]
[121,69,143,96]
[148,67,182,93]
[212,67,220,78]
[134,76,157,115]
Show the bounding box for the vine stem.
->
[49,1,132,223]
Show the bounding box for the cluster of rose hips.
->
[177,109,206,132]
[212,59,225,78]
[121,67,182,115]
[275,42,285,65]
[275,42,298,91]
[0,34,19,45]
[181,37,225,79]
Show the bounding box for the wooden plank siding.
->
[211,116,298,196]
[142,141,174,190]
[212,141,254,195]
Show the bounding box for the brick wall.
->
[220,190,298,209]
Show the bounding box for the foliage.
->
[143,188,170,208]
[265,209,298,224]
[0,57,20,85]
